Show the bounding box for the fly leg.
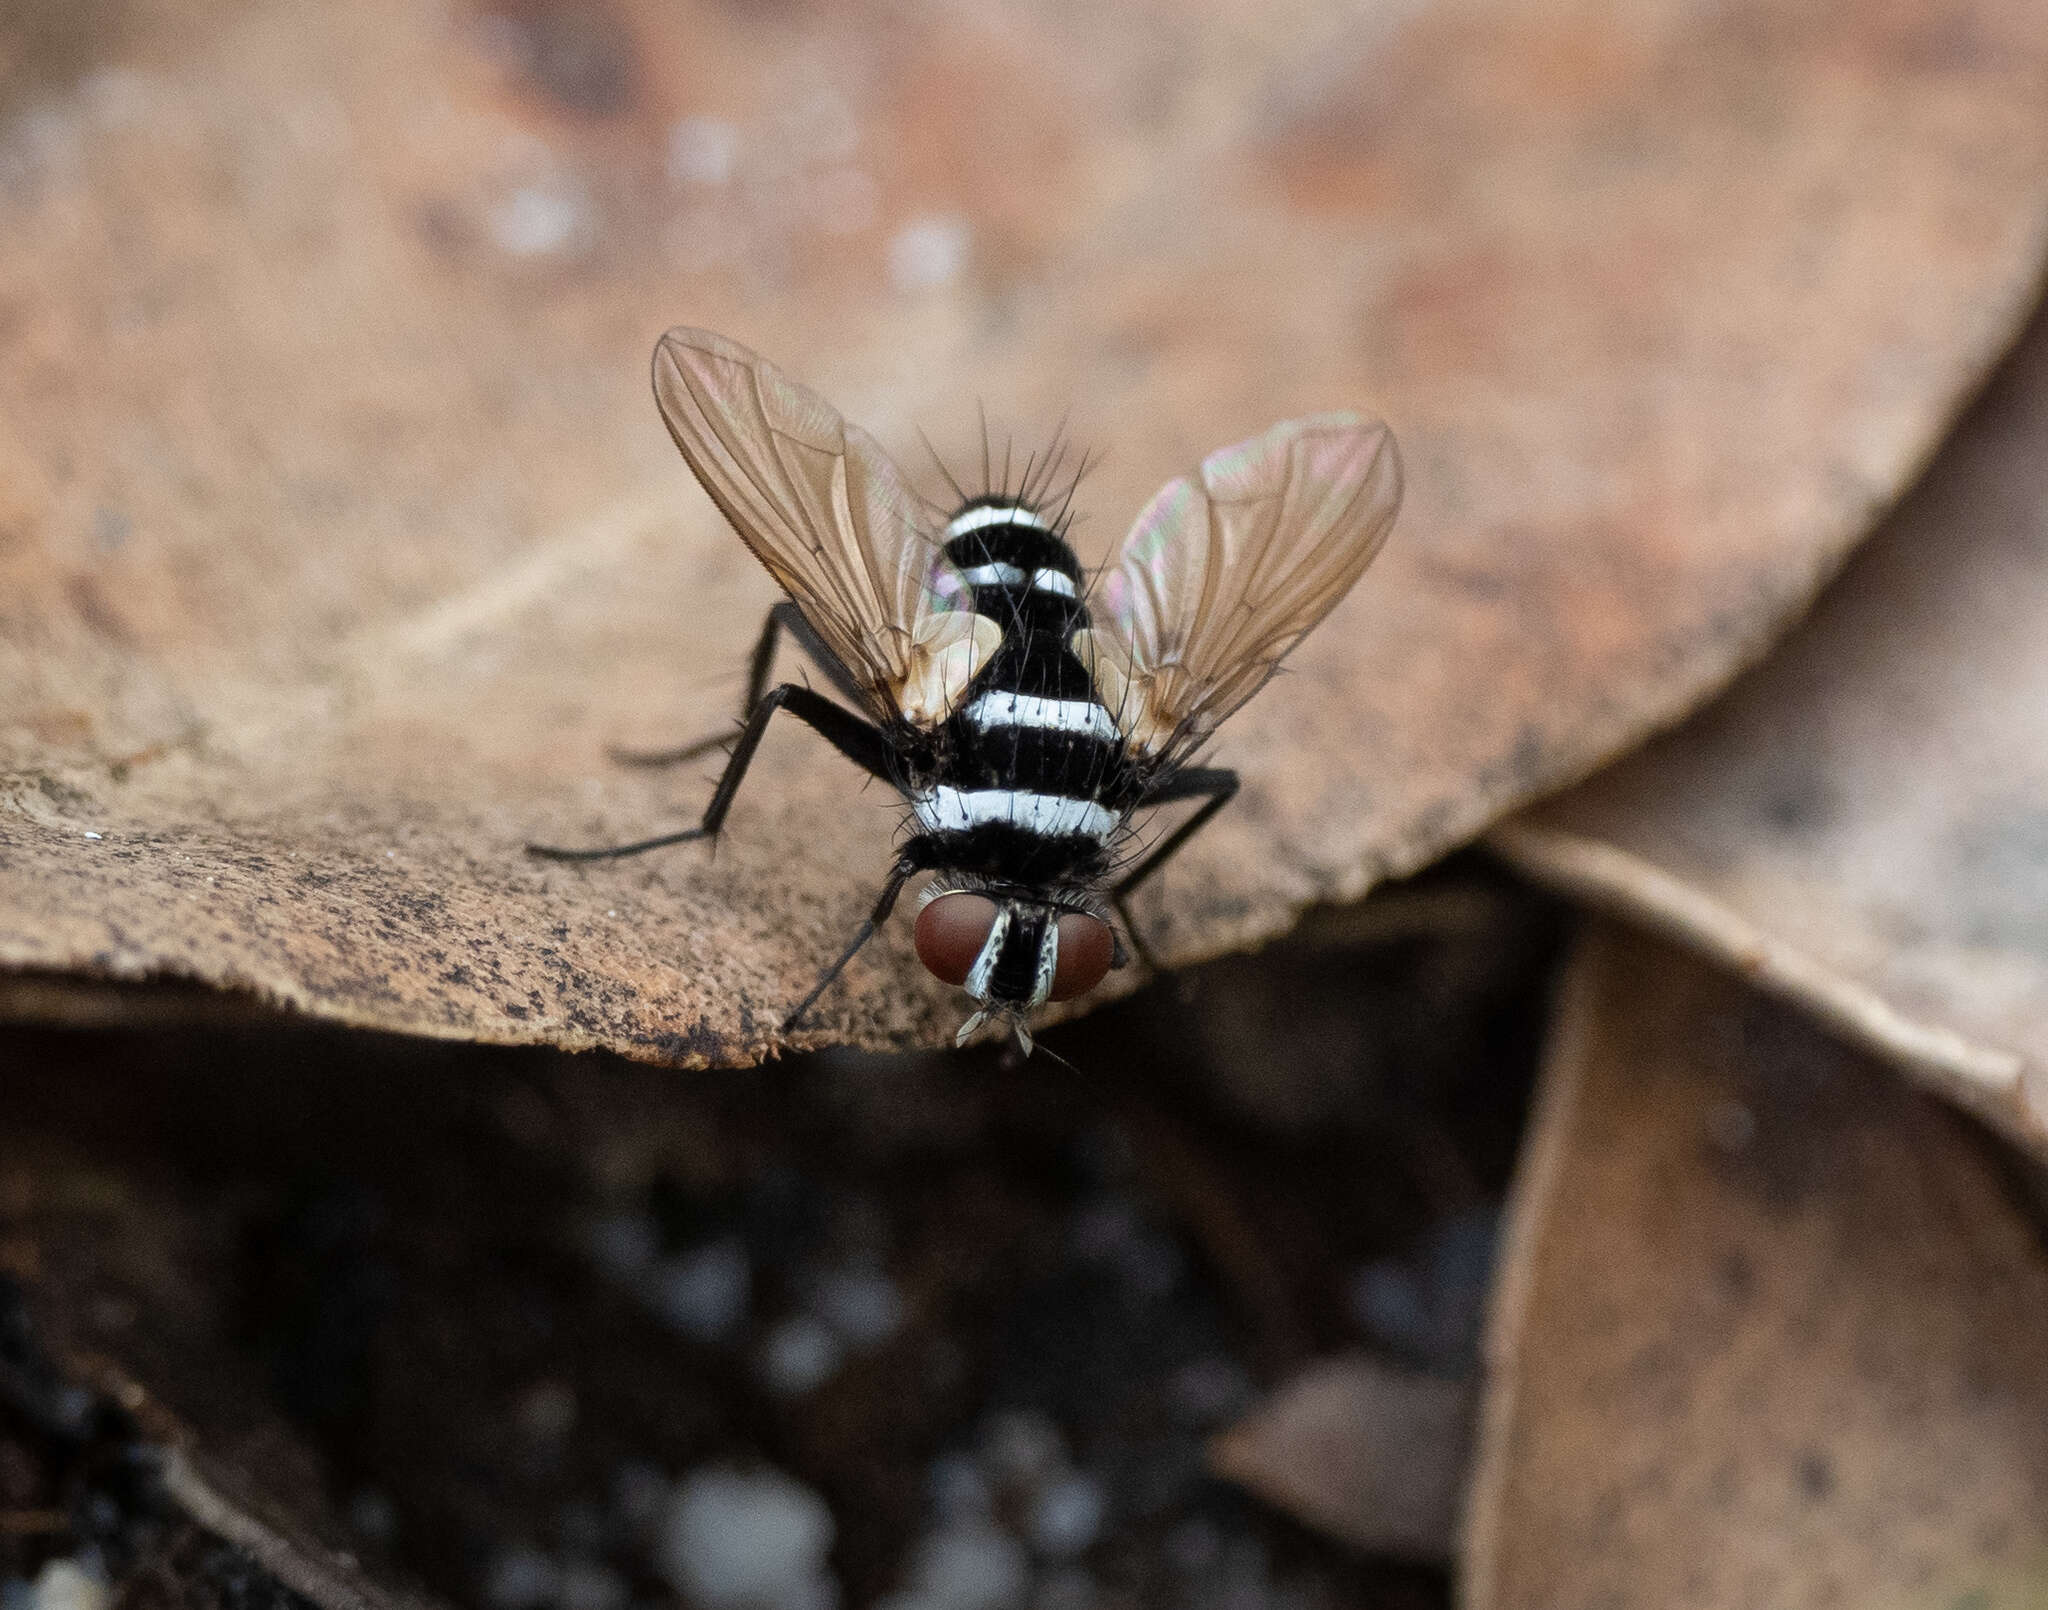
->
[781,858,917,1031]
[527,684,893,861]
[534,682,913,1035]
[1111,766,1241,973]
[610,601,868,767]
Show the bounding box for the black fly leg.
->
[781,859,917,1031]
[1111,766,1241,971]
[527,684,895,861]
[537,678,912,1033]
[611,602,869,766]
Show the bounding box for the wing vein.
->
[1089,413,1402,763]
[652,327,1001,730]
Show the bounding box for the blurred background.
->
[4,1,2048,1607]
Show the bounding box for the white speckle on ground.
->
[483,1544,559,1610]
[491,183,590,257]
[656,1467,837,1610]
[1167,1356,1254,1426]
[347,1488,397,1544]
[584,1212,659,1281]
[904,1522,1029,1610]
[759,1312,845,1396]
[1347,1207,1497,1368]
[772,1573,841,1610]
[927,1452,993,1522]
[1066,1198,1181,1296]
[888,215,970,293]
[1030,1568,1097,1610]
[1350,1260,1429,1355]
[48,1386,91,1435]
[1025,1473,1105,1561]
[809,1264,904,1348]
[557,1560,631,1610]
[979,1410,1066,1492]
[514,1379,579,1444]
[28,1563,104,1610]
[645,1236,751,1342]
[668,117,739,186]
[610,1460,671,1533]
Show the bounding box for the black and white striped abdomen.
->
[948,682,1127,817]
[941,502,1088,620]
[916,701,1130,860]
[964,689,1119,743]
[910,784,1118,843]
[946,503,1127,784]
[905,498,1139,875]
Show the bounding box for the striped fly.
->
[531,328,1403,1051]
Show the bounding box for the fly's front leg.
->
[528,684,893,861]
[611,601,869,767]
[781,858,917,1031]
[1112,766,1240,971]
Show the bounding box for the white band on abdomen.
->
[958,562,1027,588]
[966,691,1118,742]
[954,561,1079,599]
[913,785,1118,842]
[946,504,1049,537]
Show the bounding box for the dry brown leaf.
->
[1209,1354,1473,1563]
[5,0,2048,1061]
[1495,291,2048,1159]
[1463,923,2048,1609]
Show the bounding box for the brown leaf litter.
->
[1496,289,2048,1160]
[1464,924,2048,1608]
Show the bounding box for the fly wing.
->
[653,327,1000,728]
[1076,413,1402,762]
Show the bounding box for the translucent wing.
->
[1075,414,1401,762]
[653,327,1000,728]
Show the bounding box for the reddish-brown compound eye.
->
[914,892,1001,987]
[1049,913,1114,1001]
